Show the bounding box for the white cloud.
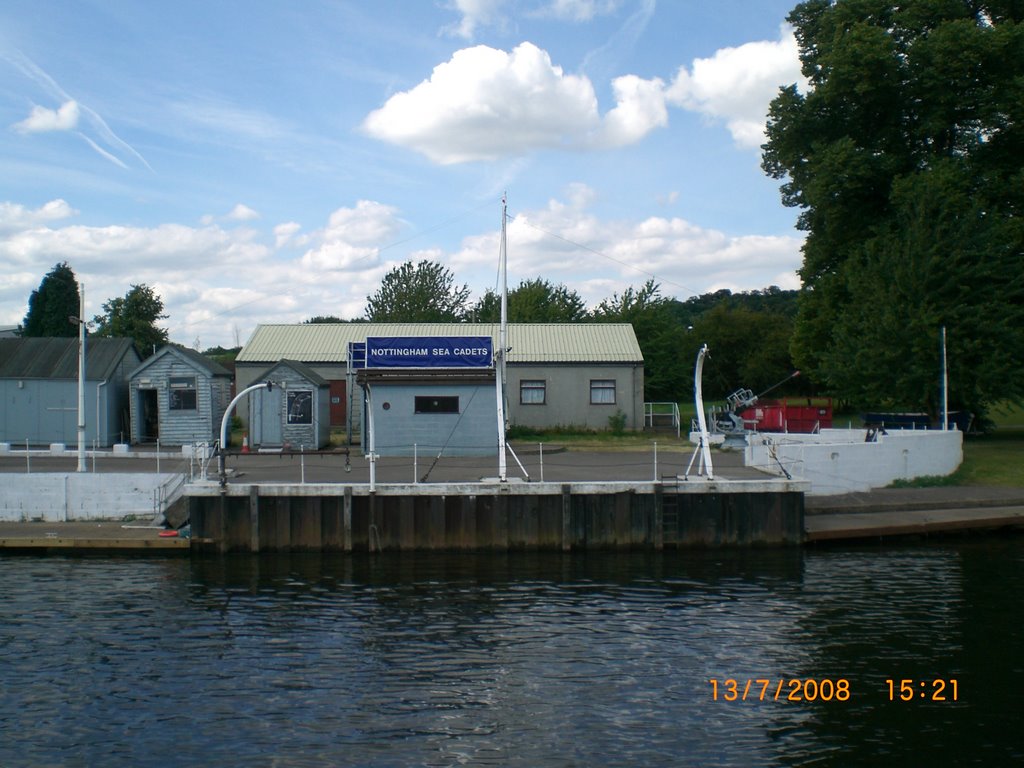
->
[442,0,508,39]
[666,25,805,148]
[540,0,622,21]
[0,191,801,348]
[597,74,668,147]
[299,200,405,271]
[449,185,803,303]
[274,221,302,248]
[0,199,78,231]
[226,203,260,221]
[363,42,667,163]
[12,100,79,133]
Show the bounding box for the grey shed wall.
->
[130,355,231,446]
[248,364,330,449]
[365,380,497,457]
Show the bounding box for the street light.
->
[68,284,87,472]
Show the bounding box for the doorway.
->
[138,389,159,442]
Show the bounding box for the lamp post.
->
[69,284,87,473]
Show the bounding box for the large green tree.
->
[364,260,471,322]
[762,0,1024,419]
[592,280,688,402]
[471,278,588,322]
[22,262,81,337]
[92,283,169,357]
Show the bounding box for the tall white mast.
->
[496,194,509,481]
[941,326,949,431]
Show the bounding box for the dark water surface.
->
[1,540,1022,767]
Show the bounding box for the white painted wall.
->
[0,473,181,522]
[744,428,964,495]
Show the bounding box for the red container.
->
[738,398,833,433]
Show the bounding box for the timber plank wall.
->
[187,481,806,552]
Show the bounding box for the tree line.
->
[360,260,805,405]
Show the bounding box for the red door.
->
[329,380,347,426]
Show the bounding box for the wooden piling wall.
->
[187,481,805,552]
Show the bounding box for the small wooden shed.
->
[128,346,232,446]
[248,359,330,450]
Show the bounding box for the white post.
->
[495,194,509,482]
[300,445,305,484]
[366,384,376,492]
[539,442,544,483]
[76,284,86,472]
[941,326,949,430]
[653,441,658,481]
[413,443,418,484]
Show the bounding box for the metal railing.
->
[644,402,681,438]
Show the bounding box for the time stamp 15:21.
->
[708,678,959,703]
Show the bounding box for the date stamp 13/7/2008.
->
[708,678,960,703]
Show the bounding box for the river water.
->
[1,539,1021,767]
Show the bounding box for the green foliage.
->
[304,315,346,323]
[22,262,80,337]
[591,280,803,403]
[471,278,588,322]
[365,260,471,321]
[692,304,803,399]
[607,409,627,435]
[592,279,687,402]
[763,0,1024,420]
[92,283,169,357]
[202,345,241,368]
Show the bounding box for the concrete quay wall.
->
[186,479,807,552]
[0,473,180,522]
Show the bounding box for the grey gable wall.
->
[129,351,231,446]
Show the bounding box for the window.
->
[590,379,616,405]
[169,376,197,411]
[520,380,546,405]
[287,390,313,424]
[415,395,459,414]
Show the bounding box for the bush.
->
[608,410,627,435]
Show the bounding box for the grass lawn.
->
[954,431,1024,487]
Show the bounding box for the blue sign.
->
[365,336,493,369]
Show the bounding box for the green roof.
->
[237,323,643,364]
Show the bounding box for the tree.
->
[303,315,347,324]
[364,260,471,322]
[691,304,799,400]
[762,0,1024,419]
[92,284,169,357]
[592,280,689,402]
[471,278,588,322]
[22,262,81,337]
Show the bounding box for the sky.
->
[1,0,808,350]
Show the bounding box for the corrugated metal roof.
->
[0,337,139,380]
[237,323,643,364]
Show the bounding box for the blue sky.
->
[1,0,806,349]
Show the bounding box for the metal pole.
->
[414,443,418,483]
[653,441,658,481]
[539,442,544,483]
[941,326,949,430]
[76,284,86,472]
[495,193,509,482]
[300,445,305,484]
